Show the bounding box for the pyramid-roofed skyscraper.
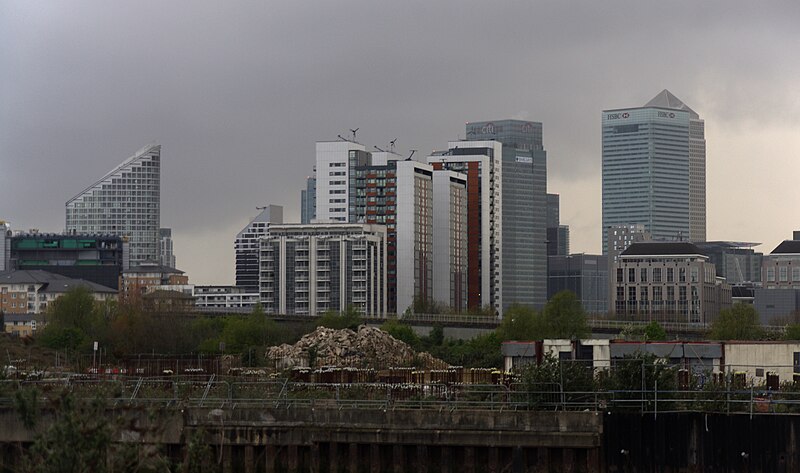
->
[66,144,161,266]
[602,90,706,252]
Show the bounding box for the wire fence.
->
[3,374,800,415]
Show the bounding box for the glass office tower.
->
[602,90,706,253]
[466,120,548,310]
[66,144,161,266]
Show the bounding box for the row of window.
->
[617,266,699,284]
[766,266,800,283]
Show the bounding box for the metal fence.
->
[3,375,800,415]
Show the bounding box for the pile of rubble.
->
[265,325,448,369]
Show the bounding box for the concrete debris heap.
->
[266,325,449,370]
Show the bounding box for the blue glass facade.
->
[602,107,691,252]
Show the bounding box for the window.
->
[793,268,800,282]
[666,268,674,283]
[617,268,623,283]
[679,268,686,283]
[767,267,775,282]
[628,268,636,283]
[667,286,675,301]
[780,267,788,282]
[691,268,698,283]
[640,268,647,283]
[653,268,662,283]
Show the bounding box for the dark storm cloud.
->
[2,1,800,283]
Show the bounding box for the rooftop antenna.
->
[374,145,386,152]
[337,134,347,141]
[256,206,267,210]
[350,128,359,141]
[406,149,417,161]
[389,139,397,152]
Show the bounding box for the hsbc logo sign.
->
[657,111,676,118]
[606,112,630,120]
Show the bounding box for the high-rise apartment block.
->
[602,90,706,252]
[466,120,548,310]
[66,144,161,266]
[428,140,503,314]
[315,141,370,223]
[313,141,467,314]
[235,205,283,292]
[259,223,387,317]
[432,170,468,313]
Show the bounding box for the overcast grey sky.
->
[3,1,800,284]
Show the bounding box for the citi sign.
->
[606,112,630,120]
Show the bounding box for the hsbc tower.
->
[601,90,706,253]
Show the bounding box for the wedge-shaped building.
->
[66,144,161,266]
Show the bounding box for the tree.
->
[316,305,363,330]
[539,291,590,339]
[600,352,676,398]
[786,324,800,340]
[380,320,420,347]
[497,304,540,341]
[522,353,594,401]
[39,287,105,350]
[644,321,667,341]
[709,304,765,340]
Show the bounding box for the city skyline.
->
[3,2,800,284]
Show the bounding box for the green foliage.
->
[14,386,39,430]
[644,321,668,341]
[785,324,800,340]
[381,320,420,347]
[409,296,449,315]
[540,291,590,339]
[39,287,103,350]
[430,332,503,368]
[428,324,444,346]
[600,352,676,395]
[38,326,87,351]
[709,304,765,340]
[497,292,589,341]
[497,304,540,341]
[521,353,595,393]
[183,428,219,473]
[316,305,363,330]
[620,321,667,341]
[23,393,113,473]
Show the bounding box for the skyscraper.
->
[602,90,706,252]
[66,144,161,266]
[300,175,316,224]
[235,205,283,291]
[466,120,548,310]
[546,193,569,257]
[158,228,176,268]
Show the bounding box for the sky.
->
[2,1,800,284]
